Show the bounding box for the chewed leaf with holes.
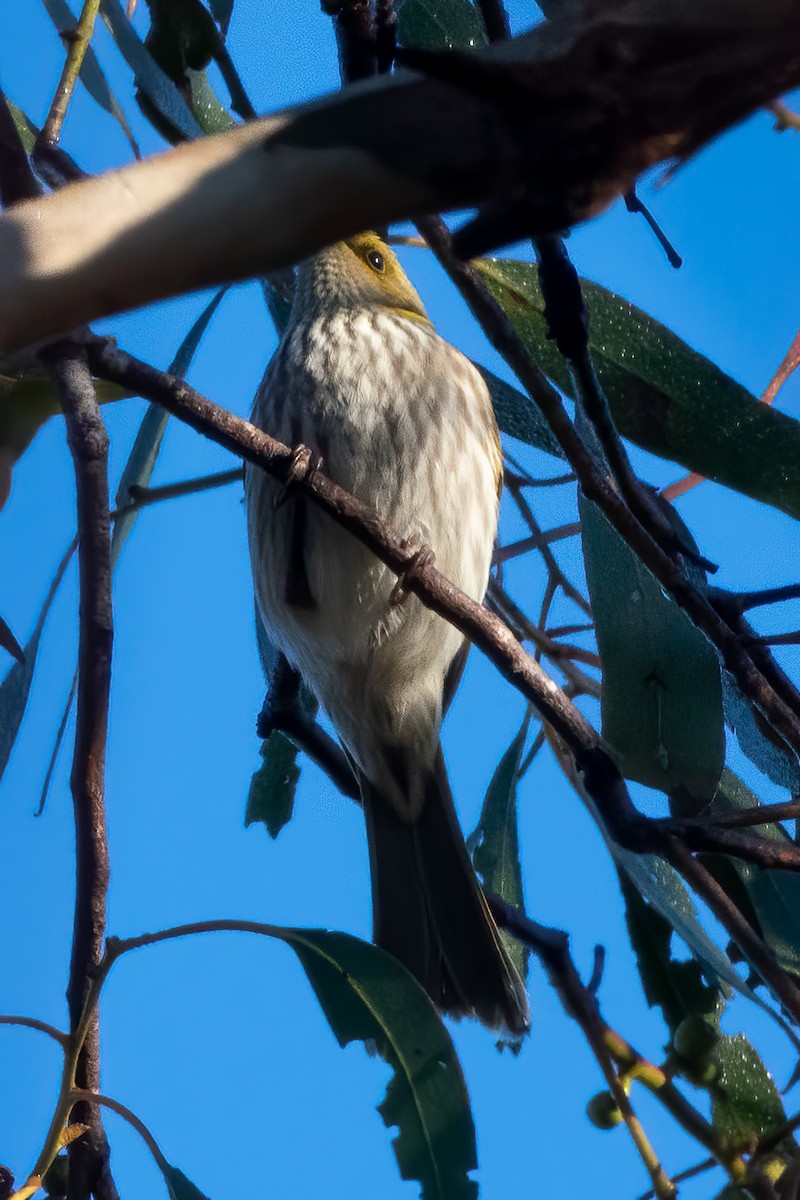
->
[279,928,478,1199]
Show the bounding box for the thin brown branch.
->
[488,895,679,1198]
[39,0,102,149]
[109,466,243,519]
[81,333,800,1025]
[0,1015,69,1049]
[417,215,800,758]
[487,580,601,695]
[637,1157,719,1200]
[43,344,116,1200]
[503,478,591,617]
[492,521,580,565]
[773,101,800,133]
[704,800,800,830]
[68,1092,168,1177]
[323,0,376,82]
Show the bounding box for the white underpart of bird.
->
[246,232,530,1034]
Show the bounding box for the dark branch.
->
[43,344,117,1200]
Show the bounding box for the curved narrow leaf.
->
[580,495,724,808]
[164,1166,211,1200]
[396,0,487,51]
[711,770,800,979]
[4,98,36,154]
[100,0,203,141]
[41,0,140,155]
[477,258,800,519]
[0,541,75,784]
[477,368,562,458]
[468,708,533,984]
[112,287,228,563]
[208,0,234,35]
[620,870,722,1033]
[0,617,23,665]
[710,1034,786,1154]
[722,672,800,793]
[278,928,478,1200]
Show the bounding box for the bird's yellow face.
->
[295,232,432,325]
[342,233,431,325]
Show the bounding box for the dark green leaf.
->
[260,278,293,338]
[580,496,724,808]
[143,0,219,81]
[620,872,721,1032]
[710,1033,785,1154]
[722,673,800,793]
[185,69,235,135]
[0,617,23,665]
[112,287,228,563]
[711,770,800,979]
[477,368,562,458]
[0,541,75,783]
[279,928,478,1200]
[3,98,36,154]
[164,1165,211,1200]
[100,0,203,141]
[42,0,140,156]
[245,732,299,838]
[396,0,487,51]
[477,258,800,519]
[468,709,532,984]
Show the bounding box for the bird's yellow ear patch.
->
[344,233,431,323]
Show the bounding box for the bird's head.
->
[294,232,431,325]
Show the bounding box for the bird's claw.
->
[390,541,435,607]
[274,444,322,508]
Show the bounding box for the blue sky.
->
[1,2,800,1198]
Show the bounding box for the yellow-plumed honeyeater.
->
[246,232,530,1034]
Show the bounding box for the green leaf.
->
[41,0,140,156]
[0,541,75,784]
[100,0,204,141]
[245,732,300,838]
[3,98,36,154]
[722,673,800,793]
[477,368,563,458]
[476,257,800,519]
[164,1166,211,1200]
[468,709,533,984]
[620,872,721,1033]
[279,928,478,1200]
[112,287,228,563]
[580,496,724,808]
[710,1033,786,1154]
[143,0,219,81]
[396,0,487,51]
[711,770,800,979]
[185,69,235,135]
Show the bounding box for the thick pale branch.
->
[2,1,800,352]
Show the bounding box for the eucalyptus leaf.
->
[0,541,75,784]
[477,258,800,519]
[3,98,36,154]
[722,672,800,793]
[620,871,721,1033]
[280,928,478,1200]
[710,1033,786,1154]
[112,287,228,564]
[468,709,533,984]
[711,770,800,979]
[164,1166,211,1200]
[209,0,234,34]
[245,732,299,838]
[580,495,724,809]
[477,368,562,458]
[396,0,487,51]
[41,0,140,155]
[100,0,203,141]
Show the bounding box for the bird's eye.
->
[367,249,385,272]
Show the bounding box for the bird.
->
[245,231,530,1034]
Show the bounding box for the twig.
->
[68,1092,169,1177]
[624,188,683,269]
[0,1015,69,1049]
[39,0,102,148]
[416,215,800,756]
[476,0,510,42]
[81,333,800,1023]
[43,344,116,1200]
[772,101,800,133]
[322,0,376,81]
[492,522,580,566]
[704,800,800,830]
[717,584,800,614]
[637,1157,719,1200]
[375,0,397,74]
[487,580,601,692]
[213,41,257,122]
[110,466,243,519]
[488,896,678,1198]
[503,479,590,616]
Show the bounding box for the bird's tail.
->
[361,749,530,1035]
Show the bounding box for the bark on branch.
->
[2,0,799,353]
